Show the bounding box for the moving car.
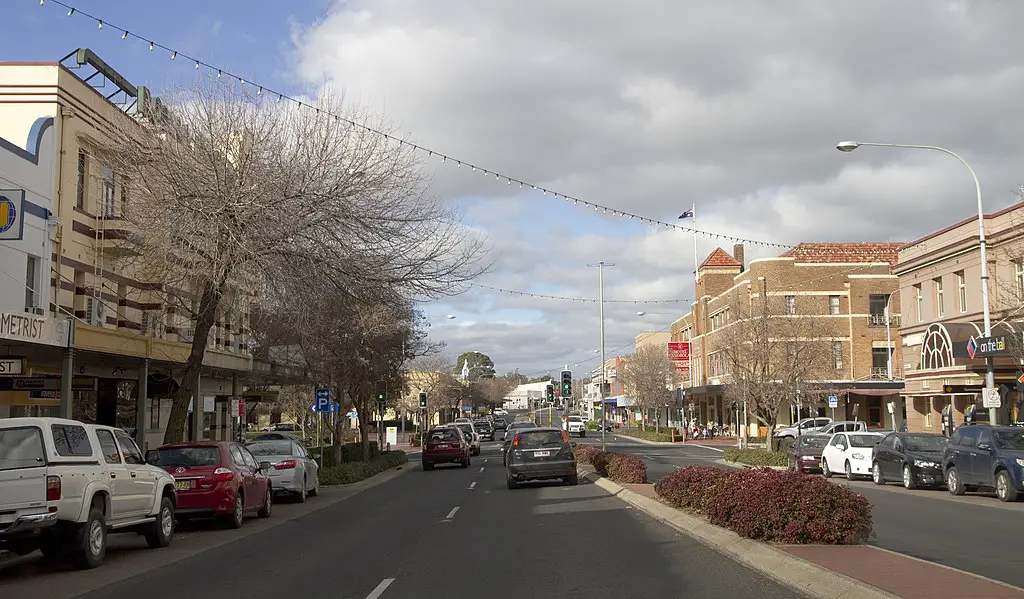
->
[564,415,586,437]
[451,421,481,455]
[493,417,508,431]
[821,432,885,480]
[147,441,273,528]
[245,438,320,501]
[473,418,495,441]
[787,434,829,473]
[422,427,471,470]
[871,432,946,489]
[0,418,176,569]
[505,427,578,489]
[502,421,538,464]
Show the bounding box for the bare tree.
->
[107,80,487,443]
[619,345,678,431]
[717,288,834,448]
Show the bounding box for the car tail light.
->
[45,475,61,501]
[212,467,235,482]
[274,460,297,470]
[512,436,520,447]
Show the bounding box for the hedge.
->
[722,448,788,468]
[655,466,871,544]
[319,450,409,485]
[309,442,382,467]
[616,428,677,443]
[574,446,647,484]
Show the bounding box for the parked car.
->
[146,441,273,528]
[506,427,579,489]
[820,431,886,480]
[451,421,481,455]
[564,415,586,437]
[817,421,868,436]
[0,417,176,569]
[870,432,946,489]
[773,417,832,448]
[473,419,495,441]
[787,434,830,473]
[245,438,320,502]
[421,427,471,470]
[943,425,1024,502]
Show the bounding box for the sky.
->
[6,1,1024,378]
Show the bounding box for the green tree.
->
[456,351,496,381]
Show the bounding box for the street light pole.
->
[838,141,997,425]
[589,260,615,450]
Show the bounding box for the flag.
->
[678,209,693,219]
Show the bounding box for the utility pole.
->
[588,261,615,450]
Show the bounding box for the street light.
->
[837,140,997,424]
[588,260,615,450]
[446,314,456,320]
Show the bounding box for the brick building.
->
[669,242,905,436]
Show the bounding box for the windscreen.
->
[152,446,221,467]
[517,430,565,449]
[455,423,474,437]
[903,435,947,452]
[246,441,295,456]
[995,430,1024,450]
[798,436,828,449]
[568,416,583,422]
[0,427,45,471]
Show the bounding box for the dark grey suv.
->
[505,427,578,489]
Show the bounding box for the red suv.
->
[422,426,471,470]
[146,441,273,528]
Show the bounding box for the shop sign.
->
[0,313,71,347]
[0,358,25,375]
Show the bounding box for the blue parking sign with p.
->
[315,387,330,411]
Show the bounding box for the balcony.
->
[869,366,902,380]
[867,313,900,328]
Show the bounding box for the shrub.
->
[617,428,675,443]
[573,444,601,464]
[606,454,647,484]
[320,450,409,485]
[339,442,380,463]
[591,450,613,474]
[653,466,871,544]
[722,448,788,468]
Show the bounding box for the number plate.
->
[534,451,551,457]
[174,480,192,491]
[437,444,449,449]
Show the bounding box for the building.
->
[635,331,670,351]
[0,50,299,448]
[503,380,552,411]
[670,243,905,435]
[895,202,1024,432]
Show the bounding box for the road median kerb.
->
[583,471,901,599]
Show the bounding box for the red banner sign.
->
[668,342,691,379]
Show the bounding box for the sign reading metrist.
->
[0,313,71,347]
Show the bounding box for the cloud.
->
[291,0,1024,375]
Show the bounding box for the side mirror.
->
[259,461,272,471]
[311,453,322,460]
[145,450,159,465]
[978,443,992,452]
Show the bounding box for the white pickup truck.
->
[0,417,177,569]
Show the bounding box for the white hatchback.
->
[821,431,886,481]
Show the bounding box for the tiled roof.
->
[780,242,904,265]
[700,247,742,269]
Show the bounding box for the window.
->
[832,341,843,370]
[1016,260,1024,299]
[829,295,840,315]
[869,294,886,316]
[229,445,246,467]
[956,270,966,313]
[100,166,116,218]
[784,295,796,315]
[113,429,144,465]
[24,255,39,309]
[709,352,729,377]
[934,277,944,318]
[51,424,92,456]
[76,150,87,209]
[914,284,923,322]
[0,427,45,471]
[239,446,258,469]
[95,430,122,464]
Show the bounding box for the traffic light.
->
[419,391,427,409]
[375,381,387,410]
[545,384,554,402]
[560,370,572,398]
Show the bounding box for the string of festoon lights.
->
[468,283,690,304]
[36,0,834,253]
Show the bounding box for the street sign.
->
[828,395,838,408]
[0,358,24,375]
[315,387,330,411]
[1017,373,1024,385]
[982,387,1001,408]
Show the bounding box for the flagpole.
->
[691,203,699,293]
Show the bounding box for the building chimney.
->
[733,243,745,272]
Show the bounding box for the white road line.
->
[365,578,395,599]
[469,481,477,489]
[484,458,488,463]
[445,506,460,519]
[690,444,725,453]
[478,466,485,473]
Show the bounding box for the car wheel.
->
[144,495,175,548]
[580,431,586,438]
[70,505,106,569]
[902,465,917,490]
[296,478,307,503]
[258,486,273,518]
[946,466,965,496]
[872,462,884,485]
[422,461,434,470]
[224,492,244,529]
[309,475,319,497]
[845,461,855,481]
[567,475,579,486]
[821,458,832,478]
[462,456,470,468]
[996,470,1019,502]
[507,476,519,490]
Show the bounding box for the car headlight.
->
[1016,459,1024,468]
[913,460,939,468]
[850,453,865,460]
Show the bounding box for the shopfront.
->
[0,311,73,418]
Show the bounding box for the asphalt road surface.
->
[588,433,1024,589]
[6,439,804,599]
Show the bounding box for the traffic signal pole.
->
[588,261,614,451]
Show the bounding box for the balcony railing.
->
[869,366,901,380]
[867,313,900,328]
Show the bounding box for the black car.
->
[505,427,578,489]
[473,419,495,441]
[943,425,1024,502]
[871,432,946,489]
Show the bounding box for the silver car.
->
[245,438,320,502]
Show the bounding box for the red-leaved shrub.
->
[606,454,647,484]
[591,450,613,474]
[573,444,601,464]
[653,466,872,545]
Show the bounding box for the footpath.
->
[586,471,1024,599]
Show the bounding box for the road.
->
[583,431,1024,589]
[1,439,802,599]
